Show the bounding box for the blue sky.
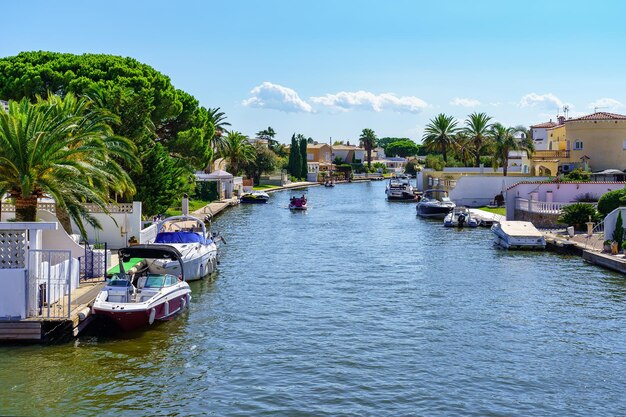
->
[3,0,626,144]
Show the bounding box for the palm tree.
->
[219,131,255,175]
[207,107,230,159]
[513,125,535,159]
[422,114,459,163]
[464,112,493,167]
[452,131,475,167]
[490,123,520,176]
[359,128,377,168]
[0,94,137,236]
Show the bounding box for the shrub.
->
[564,168,591,182]
[597,188,626,216]
[425,154,445,171]
[405,161,419,176]
[574,192,600,203]
[558,203,601,230]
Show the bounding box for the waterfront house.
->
[505,181,625,227]
[332,145,366,164]
[530,119,559,151]
[532,112,626,175]
[0,99,8,113]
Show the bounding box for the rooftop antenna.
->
[563,105,570,119]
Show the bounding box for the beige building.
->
[532,112,626,175]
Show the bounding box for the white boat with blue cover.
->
[147,215,219,280]
[491,221,546,250]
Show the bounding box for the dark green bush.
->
[558,203,601,230]
[597,188,626,216]
[564,169,591,182]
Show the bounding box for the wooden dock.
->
[0,279,106,343]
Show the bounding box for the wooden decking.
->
[0,279,106,342]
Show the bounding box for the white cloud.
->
[519,92,566,109]
[588,97,625,112]
[242,82,313,113]
[489,102,503,107]
[310,90,428,113]
[450,97,480,107]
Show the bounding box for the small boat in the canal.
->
[416,189,456,218]
[491,221,546,249]
[93,245,191,331]
[240,191,270,204]
[385,176,416,201]
[289,195,308,210]
[324,180,335,187]
[147,215,219,280]
[443,206,479,228]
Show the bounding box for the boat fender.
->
[149,308,156,325]
[181,296,186,310]
[164,301,169,317]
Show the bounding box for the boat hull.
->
[93,288,191,332]
[491,223,546,250]
[148,245,218,281]
[416,204,454,218]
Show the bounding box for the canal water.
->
[1,181,626,416]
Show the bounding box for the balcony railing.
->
[533,150,570,159]
[515,198,573,214]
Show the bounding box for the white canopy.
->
[195,170,233,180]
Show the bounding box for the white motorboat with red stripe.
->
[92,245,192,332]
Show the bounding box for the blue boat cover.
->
[155,231,208,244]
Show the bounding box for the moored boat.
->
[240,191,270,204]
[416,189,456,218]
[148,215,219,280]
[385,176,416,201]
[93,245,191,332]
[491,221,546,249]
[443,206,479,228]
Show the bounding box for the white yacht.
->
[385,176,415,201]
[148,215,220,280]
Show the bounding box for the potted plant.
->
[604,240,612,252]
[611,240,619,255]
[622,241,626,256]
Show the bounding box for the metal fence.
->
[79,242,108,281]
[27,249,77,319]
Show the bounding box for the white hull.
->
[491,221,546,250]
[148,243,218,281]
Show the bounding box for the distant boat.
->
[491,221,546,249]
[444,206,479,228]
[240,191,270,204]
[416,189,456,218]
[385,176,415,201]
[289,195,308,210]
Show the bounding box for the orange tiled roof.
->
[567,112,626,121]
[530,121,558,128]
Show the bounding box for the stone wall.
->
[514,209,564,228]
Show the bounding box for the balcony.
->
[533,150,570,160]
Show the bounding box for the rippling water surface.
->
[2,181,626,416]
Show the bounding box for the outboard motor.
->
[457,213,466,228]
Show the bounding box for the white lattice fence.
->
[0,229,27,268]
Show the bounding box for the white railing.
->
[2,202,134,213]
[515,198,572,214]
[140,223,158,244]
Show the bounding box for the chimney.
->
[557,116,565,125]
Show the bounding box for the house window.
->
[307,153,313,161]
[574,140,583,150]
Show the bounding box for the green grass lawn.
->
[253,184,280,190]
[164,199,212,217]
[477,206,506,216]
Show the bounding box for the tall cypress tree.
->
[288,134,296,176]
[293,141,303,179]
[299,137,308,179]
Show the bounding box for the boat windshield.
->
[108,277,132,287]
[144,275,166,288]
